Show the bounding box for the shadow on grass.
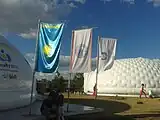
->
[124,113,160,119]
[67,114,135,120]
[65,98,135,120]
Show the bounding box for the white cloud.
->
[25,53,96,72]
[66,0,86,4]
[74,0,86,4]
[19,29,37,39]
[69,2,77,8]
[122,0,135,4]
[147,0,160,7]
[0,0,86,39]
[101,0,160,7]
[25,52,96,80]
[100,0,135,4]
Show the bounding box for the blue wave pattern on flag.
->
[35,22,64,73]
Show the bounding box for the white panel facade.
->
[0,35,36,110]
[84,58,160,96]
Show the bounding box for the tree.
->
[50,75,58,90]
[56,76,66,92]
[73,73,84,89]
[51,74,66,92]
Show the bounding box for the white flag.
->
[98,38,117,72]
[70,29,92,73]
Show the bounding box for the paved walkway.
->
[0,101,103,120]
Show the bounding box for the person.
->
[93,83,97,96]
[56,89,65,120]
[49,90,58,104]
[139,83,147,98]
[40,94,56,120]
[48,89,60,119]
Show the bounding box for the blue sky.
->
[3,0,160,59]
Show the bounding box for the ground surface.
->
[64,94,160,120]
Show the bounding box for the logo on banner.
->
[76,44,88,58]
[100,52,108,60]
[0,48,19,80]
[0,48,18,69]
[0,49,11,62]
[43,45,52,57]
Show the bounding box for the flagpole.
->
[67,73,71,112]
[95,36,100,99]
[29,19,41,115]
[67,30,74,112]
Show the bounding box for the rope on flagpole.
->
[29,19,41,115]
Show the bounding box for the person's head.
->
[142,83,144,86]
[57,88,60,93]
[48,90,57,99]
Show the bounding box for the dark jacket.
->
[49,90,58,105]
[57,93,64,106]
[40,99,53,113]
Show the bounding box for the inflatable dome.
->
[84,57,160,97]
[0,35,36,110]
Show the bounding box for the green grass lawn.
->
[63,93,160,120]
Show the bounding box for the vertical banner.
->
[98,37,117,72]
[70,28,92,73]
[35,22,64,73]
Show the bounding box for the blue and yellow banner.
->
[35,22,64,73]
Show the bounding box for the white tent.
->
[0,35,36,110]
[84,58,160,97]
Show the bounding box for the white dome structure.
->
[0,35,36,110]
[84,57,160,97]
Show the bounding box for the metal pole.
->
[95,36,100,99]
[29,19,41,115]
[67,30,74,112]
[29,71,36,115]
[67,73,71,112]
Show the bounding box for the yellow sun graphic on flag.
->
[43,45,52,56]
